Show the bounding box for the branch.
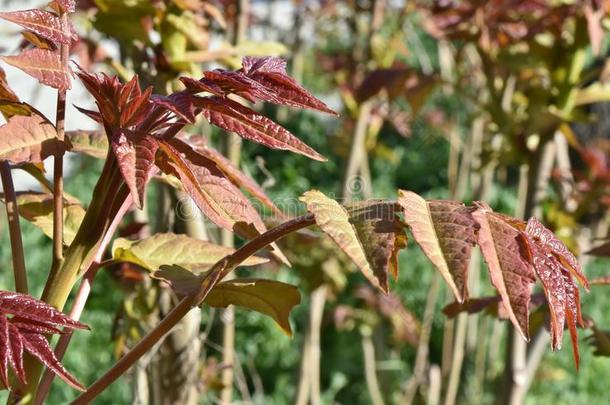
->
[71,214,315,403]
[51,11,70,271]
[0,162,28,293]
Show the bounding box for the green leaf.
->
[112,233,268,272]
[206,279,300,335]
[153,264,300,335]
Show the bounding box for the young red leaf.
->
[110,130,158,209]
[525,217,589,289]
[0,316,10,388]
[152,91,196,123]
[195,96,326,161]
[0,114,64,164]
[180,135,285,217]
[7,325,25,384]
[155,139,289,265]
[240,56,337,115]
[472,208,536,340]
[179,76,224,96]
[524,222,587,368]
[9,319,62,335]
[0,291,88,330]
[0,9,72,44]
[20,332,84,390]
[398,190,478,302]
[0,291,87,389]
[1,48,71,91]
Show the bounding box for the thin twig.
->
[0,162,28,293]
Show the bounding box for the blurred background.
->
[1,0,610,404]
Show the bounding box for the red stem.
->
[0,162,28,293]
[34,195,134,405]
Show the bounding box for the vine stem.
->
[71,214,315,404]
[0,162,28,293]
[51,12,70,274]
[34,195,134,405]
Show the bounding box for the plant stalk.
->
[0,162,28,293]
[33,195,134,405]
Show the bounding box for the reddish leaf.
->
[0,291,87,330]
[7,325,25,384]
[110,130,158,209]
[472,208,535,340]
[179,76,224,96]
[9,319,62,335]
[300,190,397,291]
[155,139,289,265]
[525,217,588,289]
[0,9,72,44]
[0,317,9,388]
[180,135,284,217]
[20,333,84,390]
[152,91,195,123]
[0,114,64,164]
[1,48,71,91]
[524,220,587,367]
[240,56,337,114]
[0,291,86,389]
[242,56,287,74]
[398,191,478,302]
[195,96,326,161]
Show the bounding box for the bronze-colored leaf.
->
[472,207,535,340]
[300,190,393,292]
[1,48,71,91]
[398,190,478,302]
[345,200,407,292]
[112,233,268,273]
[0,114,63,164]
